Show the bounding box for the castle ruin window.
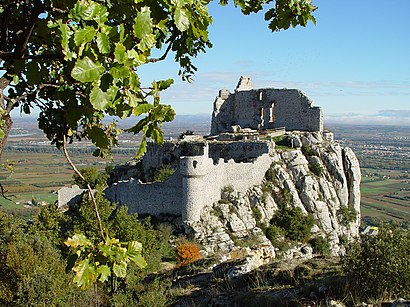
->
[269,102,276,123]
[193,160,198,168]
[260,107,265,127]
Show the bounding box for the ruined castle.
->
[59,77,361,255]
[211,76,323,134]
[102,77,327,223]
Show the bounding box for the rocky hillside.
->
[187,132,361,268]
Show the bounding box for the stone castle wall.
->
[180,146,272,222]
[105,171,183,216]
[211,77,323,134]
[103,143,273,222]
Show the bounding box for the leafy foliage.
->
[65,233,147,290]
[0,201,174,304]
[266,224,285,246]
[0,212,94,305]
[265,163,277,183]
[343,224,410,302]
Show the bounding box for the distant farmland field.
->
[0,150,130,216]
[360,168,410,223]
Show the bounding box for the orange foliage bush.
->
[176,240,202,266]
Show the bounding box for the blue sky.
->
[140,0,410,125]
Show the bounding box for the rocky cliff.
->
[187,132,361,264]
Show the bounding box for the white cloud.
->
[326,110,410,126]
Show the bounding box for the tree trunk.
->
[0,113,13,160]
[0,76,13,161]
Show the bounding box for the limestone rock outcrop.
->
[188,134,361,258]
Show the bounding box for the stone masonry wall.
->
[103,142,273,222]
[211,76,323,134]
[180,147,272,222]
[105,172,183,216]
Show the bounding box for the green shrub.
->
[222,185,234,194]
[343,224,410,302]
[137,278,172,307]
[266,224,285,245]
[293,264,314,283]
[252,207,262,223]
[153,165,175,182]
[265,164,276,182]
[309,162,323,176]
[301,145,316,156]
[271,135,287,145]
[309,236,330,255]
[73,166,110,189]
[337,206,357,225]
[274,188,293,210]
[270,207,314,242]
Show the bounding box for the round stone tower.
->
[180,149,211,223]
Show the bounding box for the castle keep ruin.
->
[211,76,323,134]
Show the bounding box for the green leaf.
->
[65,233,93,248]
[73,258,97,289]
[157,78,174,90]
[128,241,143,253]
[133,7,153,39]
[58,21,74,59]
[70,2,87,21]
[96,32,110,54]
[88,126,110,149]
[174,7,190,32]
[26,62,41,86]
[74,26,97,46]
[71,57,105,82]
[98,242,116,258]
[110,65,130,81]
[163,106,176,122]
[113,262,127,278]
[129,72,141,92]
[127,117,148,134]
[127,93,143,108]
[132,103,151,116]
[90,83,117,110]
[136,135,147,158]
[127,50,146,66]
[97,265,111,282]
[93,3,109,25]
[114,42,127,64]
[128,254,147,269]
[150,125,164,144]
[12,75,19,85]
[137,33,156,51]
[79,1,98,21]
